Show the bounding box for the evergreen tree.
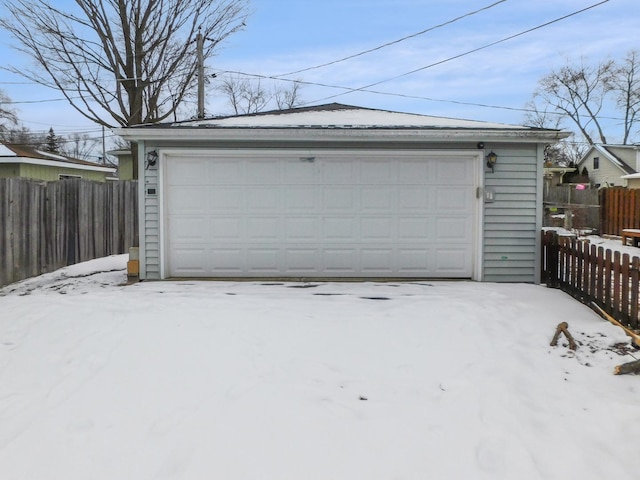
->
[45,127,60,153]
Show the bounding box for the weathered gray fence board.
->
[0,178,138,287]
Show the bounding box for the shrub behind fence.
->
[0,178,138,287]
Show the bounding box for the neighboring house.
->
[107,148,134,180]
[576,144,640,188]
[0,143,116,182]
[115,103,569,283]
[543,166,577,193]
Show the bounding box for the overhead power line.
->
[274,0,509,78]
[304,0,611,104]
[215,0,611,111]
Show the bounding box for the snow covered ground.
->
[1,255,639,480]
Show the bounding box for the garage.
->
[116,103,569,283]
[164,150,480,278]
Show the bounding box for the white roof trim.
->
[115,126,568,143]
[0,156,116,173]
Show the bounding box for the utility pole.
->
[197,28,205,119]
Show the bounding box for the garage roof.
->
[116,103,570,143]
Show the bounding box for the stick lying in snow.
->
[614,359,640,375]
[590,303,640,348]
[550,322,577,350]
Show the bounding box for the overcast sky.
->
[0,0,638,149]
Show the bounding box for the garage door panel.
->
[285,217,318,241]
[211,249,244,273]
[285,159,316,183]
[169,216,208,241]
[246,217,281,240]
[361,160,393,184]
[167,158,208,184]
[323,160,356,183]
[360,248,394,273]
[246,249,281,272]
[437,158,475,184]
[324,217,357,241]
[361,187,394,211]
[398,248,431,272]
[399,160,430,184]
[285,249,320,272]
[165,153,477,278]
[210,159,243,183]
[323,187,356,211]
[286,187,318,211]
[435,247,472,275]
[398,217,431,240]
[435,217,472,241]
[210,187,244,211]
[399,188,429,210]
[323,248,358,273]
[247,187,281,210]
[169,187,208,213]
[211,217,243,240]
[171,247,208,275]
[436,187,473,211]
[244,160,282,185]
[361,217,394,240]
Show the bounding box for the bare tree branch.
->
[0,0,249,128]
[532,57,614,145]
[218,76,304,115]
[612,50,640,145]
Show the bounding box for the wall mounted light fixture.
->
[146,150,158,168]
[486,151,498,173]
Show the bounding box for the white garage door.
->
[164,151,479,278]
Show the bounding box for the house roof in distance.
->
[578,144,639,175]
[116,103,570,143]
[0,142,116,173]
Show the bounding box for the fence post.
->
[542,231,559,288]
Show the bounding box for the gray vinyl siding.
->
[140,143,161,280]
[482,145,540,283]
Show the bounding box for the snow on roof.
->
[593,144,636,175]
[171,103,532,130]
[34,149,73,161]
[0,144,16,156]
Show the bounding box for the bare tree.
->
[274,81,303,110]
[531,57,615,145]
[218,75,304,115]
[218,76,269,115]
[1,0,249,176]
[62,132,100,161]
[0,89,18,132]
[612,50,640,145]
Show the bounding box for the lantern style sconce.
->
[146,150,158,168]
[486,151,498,173]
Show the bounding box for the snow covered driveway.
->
[1,255,639,480]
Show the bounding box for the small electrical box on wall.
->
[484,188,496,203]
[146,187,157,196]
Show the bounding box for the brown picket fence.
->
[542,230,640,329]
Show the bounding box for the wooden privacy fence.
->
[542,230,639,329]
[599,187,640,236]
[0,178,138,288]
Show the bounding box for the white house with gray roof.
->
[115,103,569,283]
[576,144,640,187]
